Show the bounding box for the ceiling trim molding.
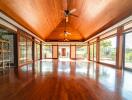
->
[0,18,17,32]
[44,42,87,45]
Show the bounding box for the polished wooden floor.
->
[0,59,132,100]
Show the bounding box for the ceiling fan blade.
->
[67,33,71,35]
[70,14,78,17]
[70,8,77,14]
[66,31,71,34]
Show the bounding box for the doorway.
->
[59,46,70,60]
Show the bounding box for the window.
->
[94,43,96,61]
[43,45,52,58]
[19,35,26,64]
[27,38,32,62]
[124,31,132,69]
[90,44,93,60]
[89,42,96,61]
[100,36,117,65]
[0,29,15,65]
[19,33,33,65]
[35,43,40,60]
[42,44,45,59]
[76,45,87,59]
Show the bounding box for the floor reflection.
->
[58,61,70,73]
[0,60,132,100]
[122,71,132,99]
[99,66,116,92]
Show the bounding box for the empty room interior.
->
[0,0,132,100]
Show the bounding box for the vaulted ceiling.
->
[0,0,132,41]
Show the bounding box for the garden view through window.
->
[125,31,132,69]
[76,45,87,59]
[90,44,93,60]
[43,45,52,58]
[100,36,117,65]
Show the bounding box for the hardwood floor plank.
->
[0,60,132,100]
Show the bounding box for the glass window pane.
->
[125,32,132,69]
[42,44,45,59]
[43,45,52,58]
[94,43,96,61]
[37,44,40,59]
[100,36,116,65]
[76,45,87,59]
[19,35,26,64]
[27,38,32,62]
[35,43,40,60]
[90,44,93,60]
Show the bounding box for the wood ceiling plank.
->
[0,0,132,41]
[0,0,63,40]
[69,0,132,39]
[46,19,83,41]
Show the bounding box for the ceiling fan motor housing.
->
[64,10,70,16]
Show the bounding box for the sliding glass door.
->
[35,43,40,60]
[124,31,132,69]
[93,43,96,61]
[42,45,52,58]
[19,33,33,65]
[76,45,87,59]
[90,42,96,61]
[19,35,26,64]
[100,36,117,65]
[90,44,93,61]
[27,38,33,62]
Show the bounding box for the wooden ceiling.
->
[46,19,84,41]
[0,0,132,41]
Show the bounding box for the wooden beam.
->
[116,26,124,69]
[96,37,100,63]
[40,42,42,60]
[87,42,90,61]
[17,29,20,67]
[52,45,58,59]
[70,45,76,60]
[32,37,35,73]
[32,37,35,63]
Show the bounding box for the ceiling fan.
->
[62,0,78,41]
[64,8,78,22]
[62,0,78,22]
[63,19,71,41]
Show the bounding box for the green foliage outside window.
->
[100,37,116,64]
